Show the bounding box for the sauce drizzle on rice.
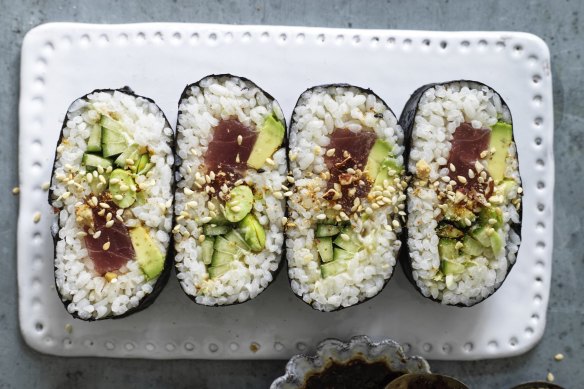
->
[323,128,377,213]
[204,119,257,192]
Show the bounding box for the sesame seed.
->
[316,214,327,220]
[113,194,123,201]
[340,233,350,241]
[281,217,288,226]
[333,204,342,211]
[99,175,106,184]
[475,161,484,172]
[287,176,295,183]
[97,165,104,174]
[130,185,137,192]
[458,176,467,184]
[313,145,322,154]
[209,171,215,180]
[85,173,93,183]
[176,215,185,221]
[104,272,117,282]
[198,235,205,243]
[41,182,50,191]
[172,225,181,233]
[119,184,129,192]
[97,209,105,216]
[208,201,216,210]
[102,242,111,250]
[230,205,241,212]
[105,220,114,228]
[392,220,400,228]
[326,148,335,157]
[554,353,564,361]
[284,191,293,197]
[266,158,275,166]
[237,135,243,145]
[518,187,523,194]
[12,187,20,195]
[106,213,112,221]
[480,150,488,159]
[33,212,41,223]
[468,170,475,179]
[76,231,88,238]
[184,188,194,195]
[340,212,349,220]
[116,215,124,222]
[464,218,472,227]
[106,166,113,173]
[547,372,554,382]
[93,231,102,239]
[125,158,134,166]
[490,147,496,154]
[200,216,212,223]
[235,154,240,163]
[449,163,456,172]
[109,178,120,185]
[488,218,497,225]
[289,152,298,161]
[92,170,98,178]
[441,176,450,182]
[99,202,110,209]
[273,192,284,200]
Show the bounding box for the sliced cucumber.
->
[82,153,112,171]
[87,124,102,152]
[315,224,340,238]
[201,237,215,265]
[440,259,465,275]
[102,127,128,158]
[208,263,231,279]
[316,237,334,263]
[109,169,136,208]
[333,228,362,253]
[203,224,231,236]
[438,238,459,260]
[239,214,266,252]
[224,185,253,222]
[211,250,234,267]
[333,247,354,262]
[470,226,492,247]
[214,236,240,255]
[436,224,464,239]
[462,235,484,256]
[224,230,250,251]
[321,260,348,278]
[114,143,141,168]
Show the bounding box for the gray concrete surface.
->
[1,0,582,388]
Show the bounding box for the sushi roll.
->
[400,81,522,306]
[174,75,287,306]
[287,85,406,311]
[49,88,175,320]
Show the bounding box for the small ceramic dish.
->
[271,335,431,389]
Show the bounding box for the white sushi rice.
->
[50,90,174,319]
[174,75,286,305]
[287,85,405,311]
[407,82,522,305]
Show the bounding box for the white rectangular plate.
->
[18,23,554,360]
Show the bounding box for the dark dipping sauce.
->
[447,123,492,196]
[84,201,135,275]
[302,359,404,389]
[324,128,377,213]
[204,119,257,192]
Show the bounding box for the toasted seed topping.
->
[104,272,117,282]
[517,187,523,194]
[340,233,350,241]
[392,220,400,228]
[200,216,212,223]
[480,150,488,159]
[273,191,284,200]
[198,235,205,243]
[106,213,112,222]
[93,231,102,239]
[449,163,456,172]
[97,209,106,217]
[325,148,335,157]
[99,202,110,209]
[105,220,115,228]
[184,188,194,195]
[12,186,20,195]
[281,217,288,226]
[468,169,475,179]
[316,214,327,220]
[76,231,88,238]
[554,353,564,361]
[102,241,111,250]
[33,212,41,223]
[97,165,104,174]
[547,372,554,382]
[119,184,129,192]
[235,153,240,163]
[237,135,243,145]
